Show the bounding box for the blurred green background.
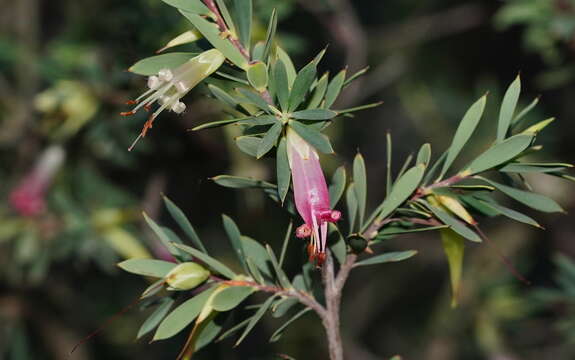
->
[2,0,575,359]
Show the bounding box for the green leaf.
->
[137,298,174,339]
[211,175,275,189]
[307,72,329,109]
[256,122,282,158]
[269,308,311,342]
[329,166,346,207]
[235,135,262,157]
[237,88,270,112]
[276,137,291,204]
[497,75,521,141]
[233,0,252,49]
[241,236,273,278]
[235,295,277,346]
[215,70,249,85]
[272,297,298,318]
[143,212,183,258]
[288,120,333,154]
[266,245,291,288]
[288,61,317,112]
[343,66,368,87]
[291,109,337,120]
[440,229,465,307]
[172,243,237,279]
[386,133,392,196]
[163,196,208,253]
[374,225,447,240]
[478,177,564,213]
[512,96,539,126]
[363,165,426,233]
[416,143,432,167]
[273,59,290,111]
[275,47,296,87]
[324,69,347,108]
[208,84,240,108]
[355,250,418,267]
[192,118,242,131]
[129,53,198,75]
[246,61,268,91]
[396,154,413,182]
[427,204,481,242]
[346,182,358,233]
[237,115,278,126]
[353,153,367,227]
[153,287,217,341]
[521,117,555,135]
[161,0,209,14]
[499,162,570,173]
[336,102,382,114]
[279,221,293,268]
[215,0,237,36]
[478,199,542,228]
[212,286,255,312]
[180,12,247,69]
[328,223,346,265]
[216,314,254,341]
[222,215,247,270]
[440,95,486,178]
[465,135,533,175]
[118,259,176,277]
[261,9,277,62]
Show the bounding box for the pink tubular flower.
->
[286,128,341,266]
[9,145,65,217]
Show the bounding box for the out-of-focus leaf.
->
[172,243,237,279]
[440,95,486,178]
[137,297,174,339]
[211,175,275,189]
[102,228,151,259]
[353,153,367,227]
[336,102,383,114]
[329,166,346,207]
[520,117,555,135]
[233,0,252,48]
[427,203,481,242]
[212,286,255,312]
[279,221,293,268]
[499,162,571,173]
[288,120,333,154]
[291,109,337,120]
[346,182,358,233]
[163,196,207,253]
[276,137,291,203]
[235,295,277,346]
[288,61,317,112]
[478,198,542,228]
[396,154,414,182]
[440,229,464,307]
[478,177,564,213]
[355,250,418,267]
[215,0,237,40]
[180,12,247,69]
[374,225,447,240]
[328,223,346,265]
[222,215,247,270]
[497,75,521,141]
[512,96,539,126]
[157,31,201,53]
[143,212,183,258]
[192,118,242,131]
[118,259,176,277]
[324,69,346,108]
[269,308,311,342]
[129,52,198,75]
[256,122,282,158]
[386,133,392,195]
[153,287,216,341]
[465,135,533,175]
[241,236,273,278]
[208,84,240,108]
[343,66,369,87]
[272,297,298,318]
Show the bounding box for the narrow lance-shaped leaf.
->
[279,221,293,268]
[355,250,418,267]
[275,47,296,87]
[386,132,392,196]
[241,236,273,278]
[427,203,481,242]
[324,68,346,108]
[129,53,198,75]
[269,308,311,342]
[291,109,337,120]
[288,61,317,112]
[118,259,177,278]
[161,0,209,14]
[246,61,268,92]
[172,243,237,279]
[222,215,247,270]
[512,96,539,126]
[440,228,465,307]
[233,0,252,49]
[307,72,329,109]
[235,295,277,346]
[416,143,432,167]
[137,297,174,339]
[440,95,486,178]
[464,134,533,175]
[329,166,346,207]
[346,182,358,233]
[266,245,291,288]
[256,121,282,159]
[212,286,255,312]
[276,137,291,203]
[274,59,290,111]
[353,152,367,227]
[215,0,237,36]
[211,175,275,189]
[143,212,183,258]
[288,120,334,154]
[163,196,208,253]
[497,75,521,142]
[261,9,277,62]
[157,31,201,53]
[478,198,542,228]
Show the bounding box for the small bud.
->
[165,262,210,290]
[246,61,269,92]
[347,234,367,254]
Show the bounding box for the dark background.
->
[1,0,575,359]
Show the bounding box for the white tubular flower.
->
[121,49,226,150]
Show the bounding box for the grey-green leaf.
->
[269,308,311,342]
[324,69,346,108]
[276,137,291,203]
[416,143,432,167]
[291,109,337,120]
[137,297,175,339]
[288,120,334,154]
[241,236,273,278]
[233,0,252,48]
[163,196,207,253]
[465,135,533,175]
[172,243,236,279]
[427,204,481,242]
[274,59,290,111]
[266,245,291,288]
[211,175,276,189]
[129,53,198,76]
[346,182,358,233]
[329,166,346,207]
[118,259,177,278]
[355,250,418,267]
[440,95,486,178]
[212,286,255,312]
[161,0,209,14]
[222,215,247,270]
[497,75,521,142]
[478,199,541,228]
[235,295,277,346]
[143,212,183,258]
[288,61,317,112]
[353,153,367,227]
[235,135,262,157]
[256,122,282,158]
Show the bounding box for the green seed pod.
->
[347,233,367,254]
[247,61,268,92]
[165,262,210,290]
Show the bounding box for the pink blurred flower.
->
[286,128,340,266]
[9,145,65,217]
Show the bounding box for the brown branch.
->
[202,0,250,60]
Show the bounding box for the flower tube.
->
[121,49,226,150]
[286,128,341,266]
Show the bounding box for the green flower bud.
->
[165,262,210,290]
[246,61,268,92]
[347,234,367,254]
